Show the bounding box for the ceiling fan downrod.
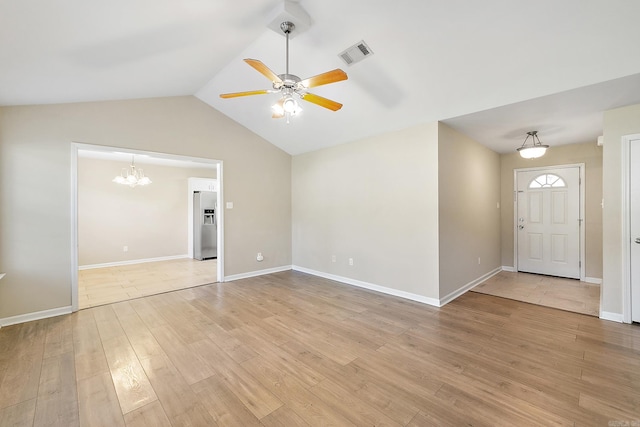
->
[280,21,294,76]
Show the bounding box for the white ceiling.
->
[3,0,640,155]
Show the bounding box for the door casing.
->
[622,134,640,324]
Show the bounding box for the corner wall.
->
[602,103,640,316]
[438,123,501,300]
[292,122,440,301]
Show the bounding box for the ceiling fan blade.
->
[300,93,343,111]
[220,90,270,99]
[244,59,283,84]
[300,69,348,88]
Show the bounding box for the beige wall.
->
[0,96,291,320]
[438,123,501,298]
[602,103,640,315]
[78,157,217,265]
[292,122,440,300]
[500,142,603,280]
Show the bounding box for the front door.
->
[516,167,581,279]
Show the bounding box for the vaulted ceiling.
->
[2,0,640,155]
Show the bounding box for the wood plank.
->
[241,355,353,426]
[34,351,79,427]
[72,310,110,381]
[139,352,217,426]
[191,375,263,426]
[112,302,164,361]
[231,325,323,387]
[43,315,74,359]
[0,399,36,427]
[93,305,127,343]
[189,338,283,419]
[123,401,171,427]
[77,372,126,427]
[260,406,309,427]
[578,393,640,423]
[308,378,402,426]
[101,335,158,415]
[149,325,215,385]
[0,335,44,408]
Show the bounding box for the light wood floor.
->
[79,258,218,309]
[2,270,639,426]
[473,271,600,317]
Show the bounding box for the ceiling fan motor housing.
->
[274,73,301,90]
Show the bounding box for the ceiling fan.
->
[219,21,348,123]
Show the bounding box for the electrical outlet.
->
[478,257,481,265]
[349,258,354,266]
[123,246,128,252]
[256,252,264,262]
[331,255,336,262]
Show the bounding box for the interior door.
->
[631,140,640,323]
[516,167,580,279]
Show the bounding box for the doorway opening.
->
[70,143,224,311]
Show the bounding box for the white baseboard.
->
[79,254,190,270]
[439,267,502,306]
[501,266,516,272]
[584,277,602,285]
[0,305,73,327]
[224,265,292,282]
[291,265,441,307]
[599,311,624,323]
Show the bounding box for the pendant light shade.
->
[517,131,549,159]
[113,156,151,188]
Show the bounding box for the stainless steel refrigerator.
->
[193,191,217,260]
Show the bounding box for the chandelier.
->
[517,131,549,159]
[112,156,152,188]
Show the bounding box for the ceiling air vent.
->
[338,40,373,66]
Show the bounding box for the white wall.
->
[0,96,291,320]
[78,157,217,266]
[292,122,440,301]
[602,102,640,316]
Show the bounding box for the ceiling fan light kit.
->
[517,130,549,159]
[220,17,348,124]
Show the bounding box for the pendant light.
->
[517,131,549,159]
[112,156,152,188]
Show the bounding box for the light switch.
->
[226,202,234,209]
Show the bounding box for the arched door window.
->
[528,173,566,189]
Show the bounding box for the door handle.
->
[518,225,524,230]
[635,237,640,244]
